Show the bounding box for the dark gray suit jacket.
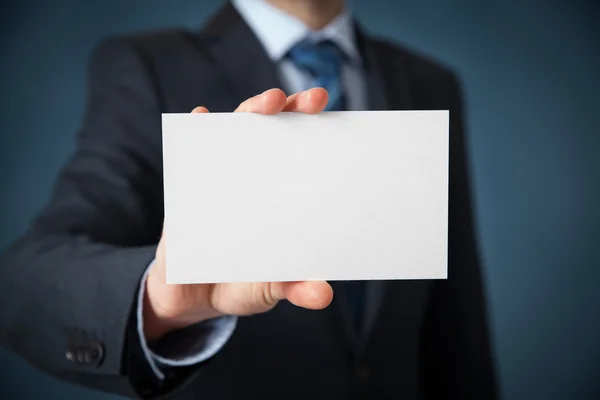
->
[0,3,498,399]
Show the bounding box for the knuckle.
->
[259,282,277,307]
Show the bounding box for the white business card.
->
[162,111,449,283]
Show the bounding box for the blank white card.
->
[162,111,449,284]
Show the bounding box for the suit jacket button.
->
[82,341,105,367]
[66,341,104,367]
[65,350,75,362]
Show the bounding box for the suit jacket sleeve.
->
[0,38,197,398]
[420,73,499,399]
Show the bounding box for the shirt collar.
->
[231,0,361,64]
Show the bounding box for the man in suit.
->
[0,0,498,398]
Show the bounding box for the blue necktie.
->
[287,40,366,330]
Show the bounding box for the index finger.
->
[234,88,287,114]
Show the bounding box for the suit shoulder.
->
[89,28,200,64]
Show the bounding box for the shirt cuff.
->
[136,260,237,380]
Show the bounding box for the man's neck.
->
[266,0,345,30]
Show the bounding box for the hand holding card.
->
[144,88,334,342]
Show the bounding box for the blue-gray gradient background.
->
[1,0,599,399]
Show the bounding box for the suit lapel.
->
[355,22,413,112]
[196,2,284,107]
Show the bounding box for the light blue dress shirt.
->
[137,0,368,380]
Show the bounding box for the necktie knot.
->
[287,39,346,79]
